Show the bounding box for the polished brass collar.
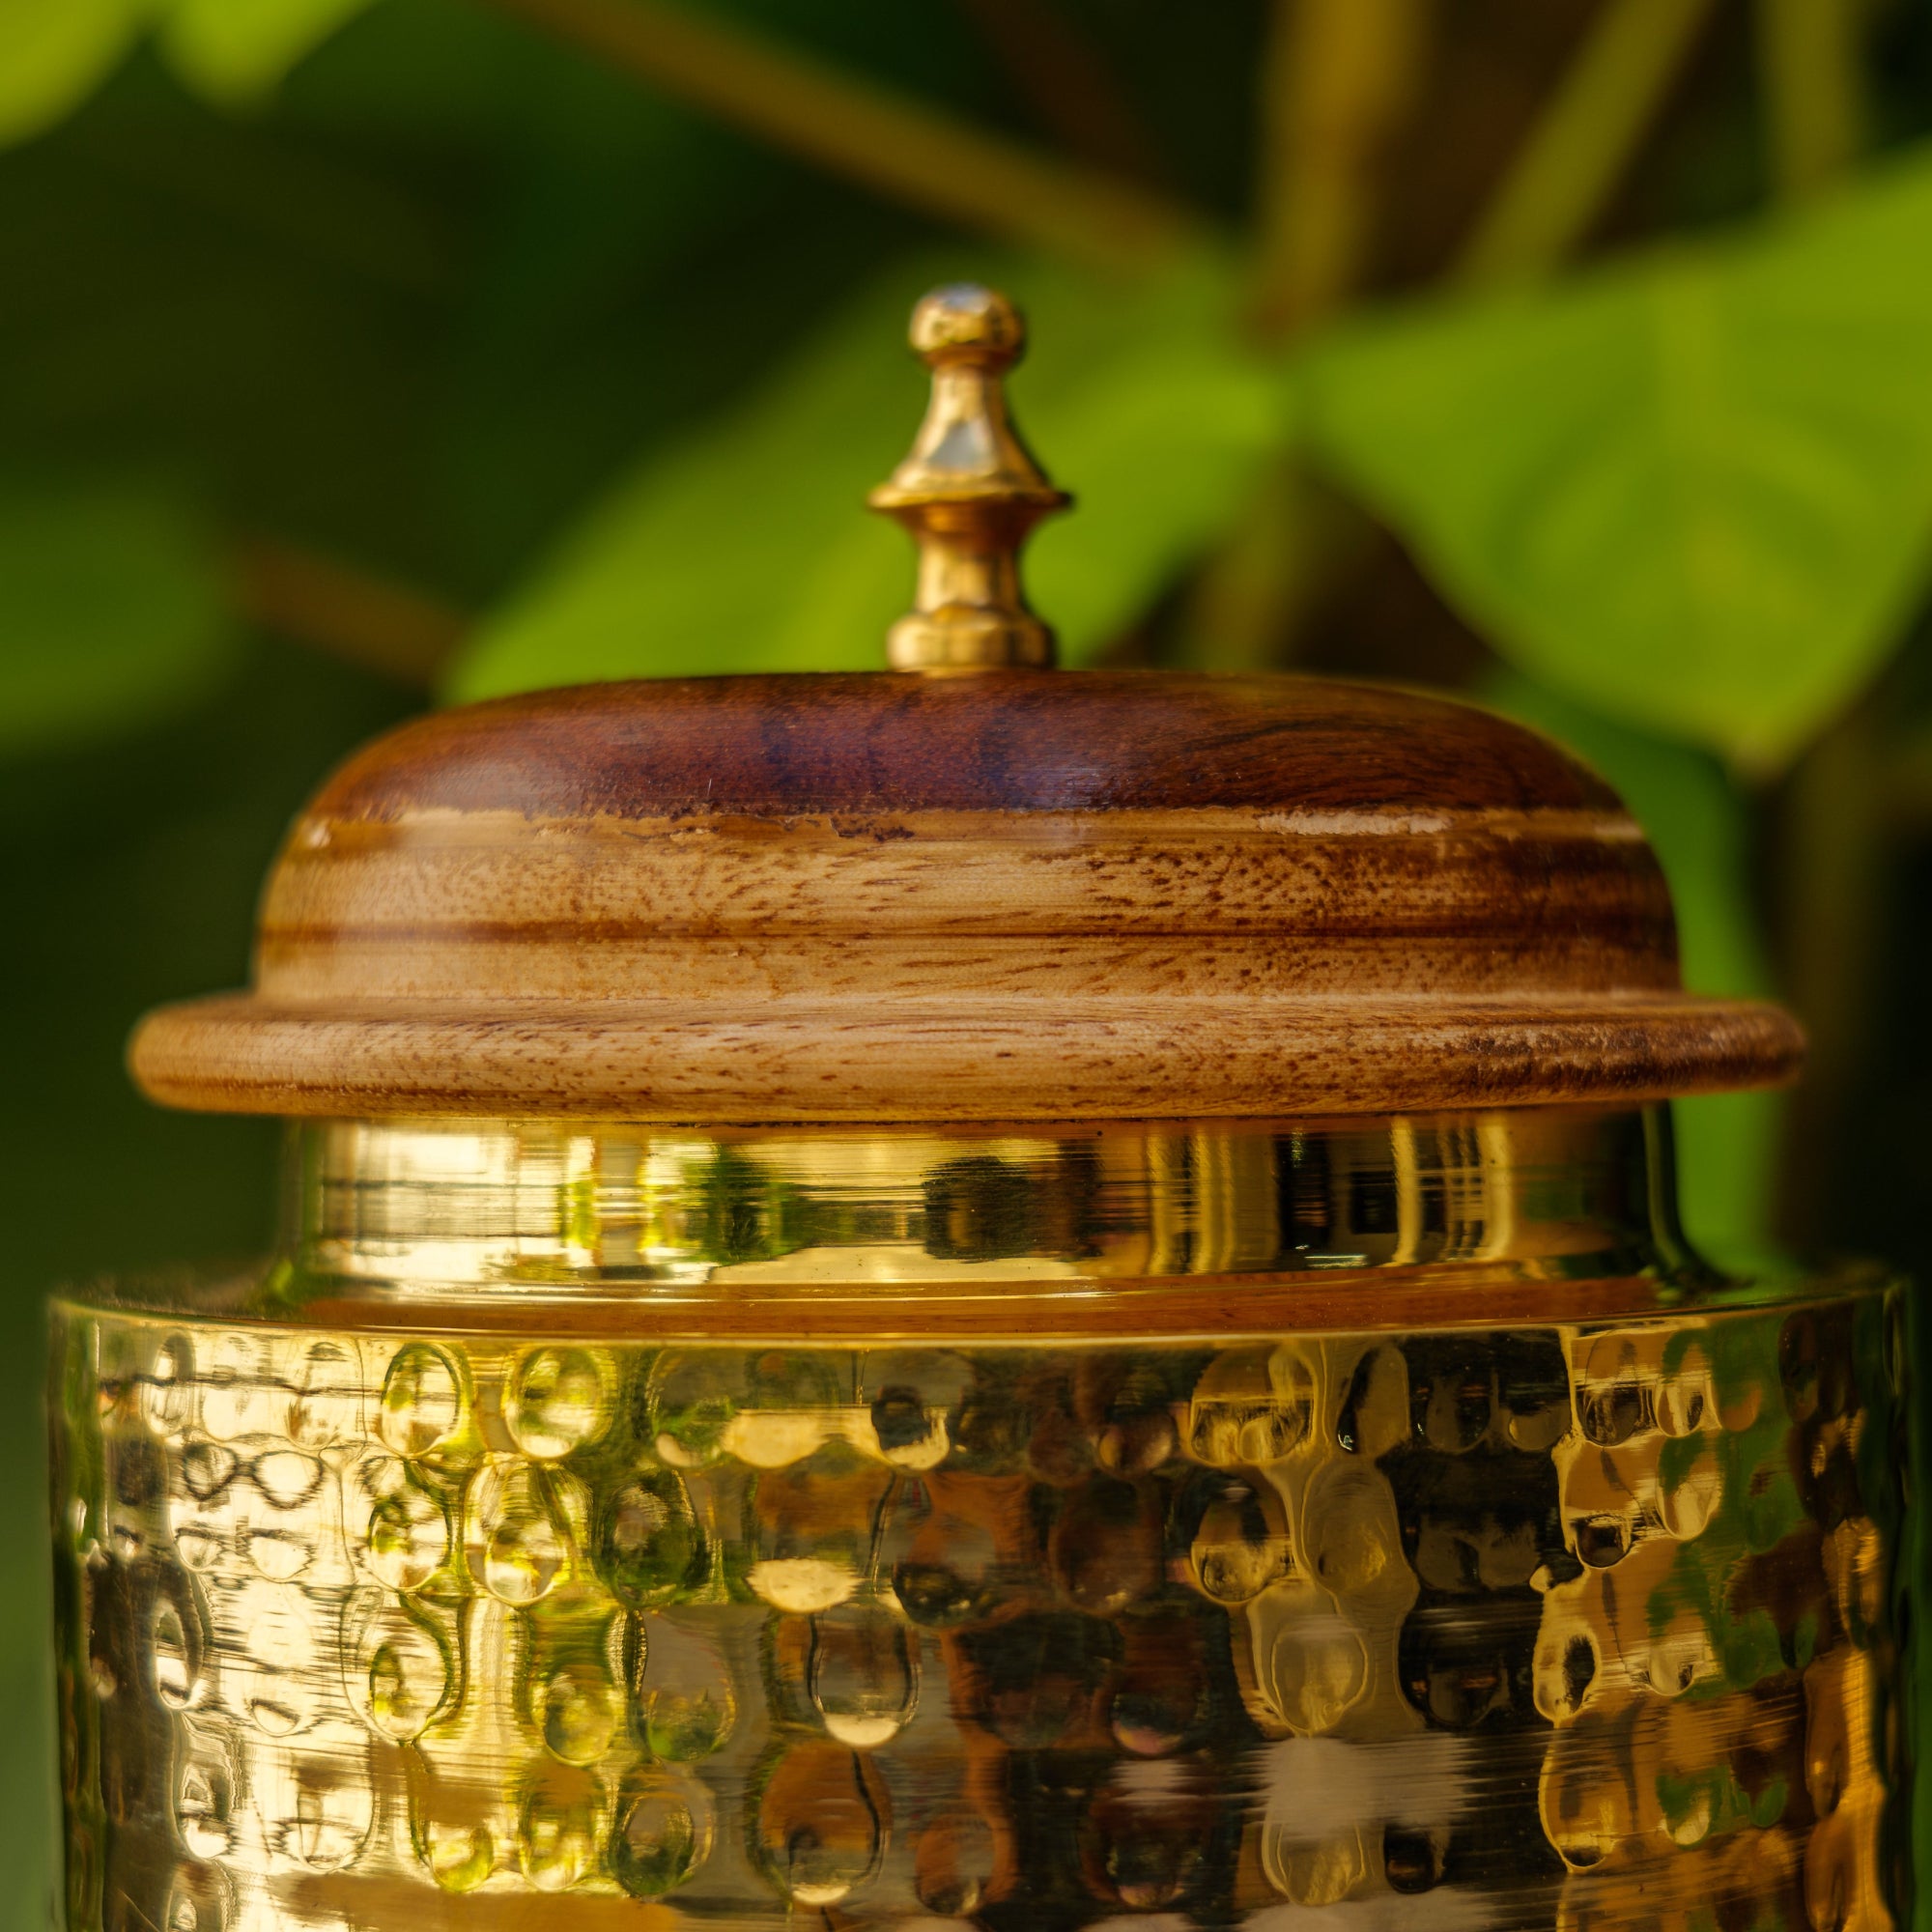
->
[273,1108,1697,1316]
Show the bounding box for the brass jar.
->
[51,287,1911,1932]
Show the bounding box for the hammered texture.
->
[52,1296,1907,1931]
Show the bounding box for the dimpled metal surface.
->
[49,1116,1911,1931]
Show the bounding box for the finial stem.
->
[868,284,1069,671]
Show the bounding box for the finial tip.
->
[908,283,1024,365]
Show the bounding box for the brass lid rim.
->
[130,990,1804,1120]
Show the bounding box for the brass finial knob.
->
[869,284,1070,671]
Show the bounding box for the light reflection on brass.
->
[51,1112,1910,1928]
[285,1107,1688,1304]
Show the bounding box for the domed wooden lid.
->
[130,288,1801,1122]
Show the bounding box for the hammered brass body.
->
[52,1114,1910,1931]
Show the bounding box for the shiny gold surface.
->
[51,1115,1911,1929]
[868,284,1068,670]
[278,1108,1695,1312]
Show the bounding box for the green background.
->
[5,0,1932,1920]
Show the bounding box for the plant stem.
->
[951,0,1165,186]
[474,0,1203,276]
[1186,0,1425,668]
[1175,467,1373,670]
[1757,0,1872,1251]
[1455,0,1720,284]
[228,536,469,687]
[1774,704,1886,1246]
[1247,0,1432,338]
[1880,719,1932,830]
[1755,0,1865,197]
[1197,0,1717,665]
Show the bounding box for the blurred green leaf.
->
[446,249,1282,698]
[1024,266,1287,653]
[0,0,136,147]
[1484,668,1781,1265]
[447,268,913,695]
[159,0,384,105]
[1303,145,1932,769]
[0,476,234,758]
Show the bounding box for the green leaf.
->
[1026,270,1290,654]
[1482,668,1781,1266]
[1302,146,1932,769]
[445,249,1282,699]
[0,0,137,147]
[0,476,235,759]
[158,0,383,105]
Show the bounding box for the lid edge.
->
[129,991,1804,1121]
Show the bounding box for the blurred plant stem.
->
[1176,467,1369,670]
[1757,0,1874,1248]
[1179,0,1429,668]
[1755,0,1866,197]
[227,536,468,686]
[950,0,1166,185]
[1776,704,1887,1245]
[1187,0,1718,669]
[1455,0,1719,283]
[1247,0,1432,338]
[1882,718,1932,829]
[472,0,1204,275]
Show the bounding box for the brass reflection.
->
[50,1113,1910,1928]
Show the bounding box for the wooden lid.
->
[128,667,1802,1120]
[129,287,1801,1122]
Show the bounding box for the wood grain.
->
[309,671,1624,817]
[129,671,1804,1119]
[135,990,1801,1120]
